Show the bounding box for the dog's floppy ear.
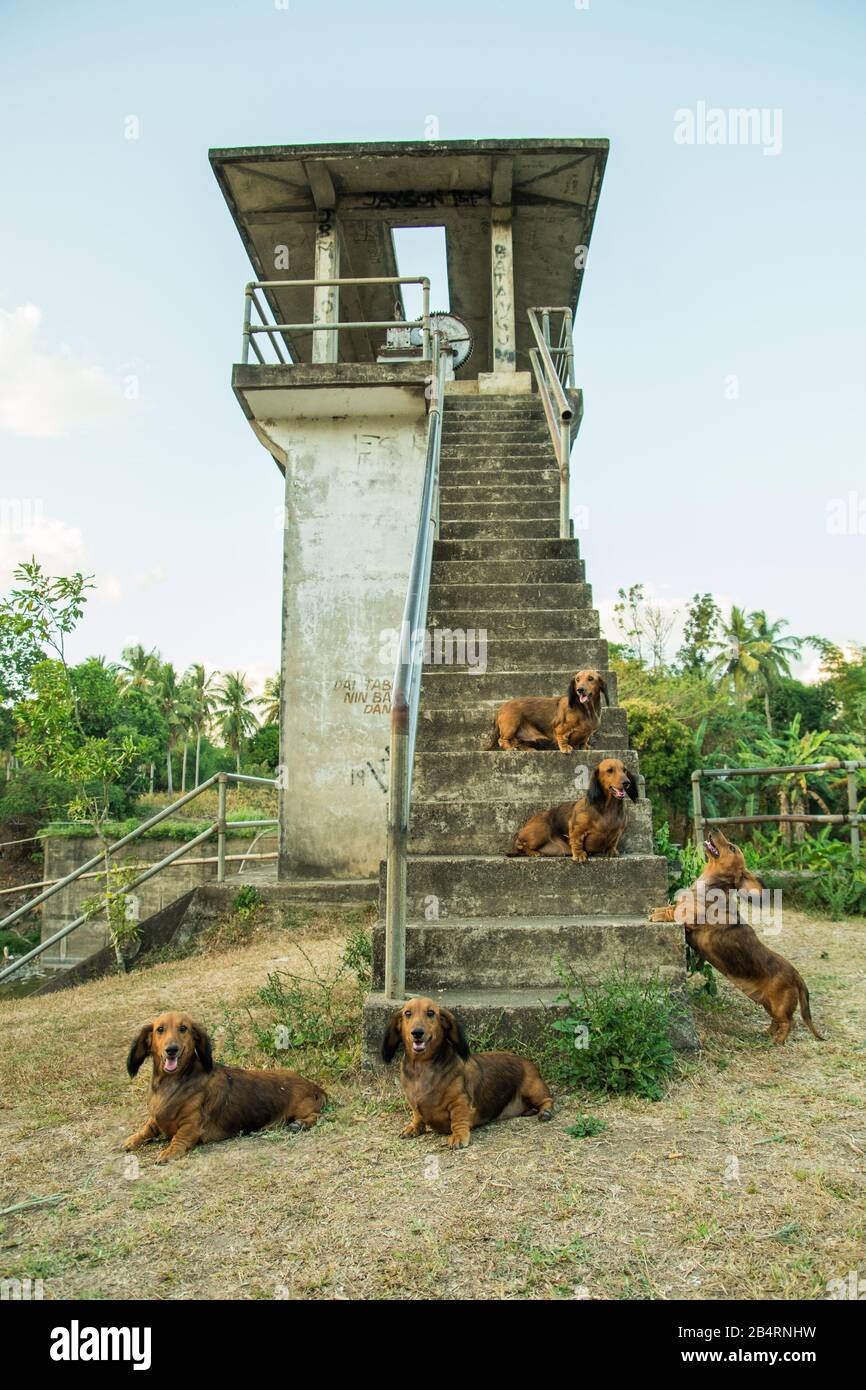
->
[440,1008,470,1061]
[586,767,605,811]
[567,675,581,710]
[192,1022,213,1072]
[381,1009,403,1065]
[597,677,609,707]
[739,872,765,899]
[126,1024,152,1078]
[625,771,639,803]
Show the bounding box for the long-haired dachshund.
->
[123,1011,326,1161]
[483,669,608,752]
[381,997,554,1149]
[650,829,824,1045]
[507,758,637,859]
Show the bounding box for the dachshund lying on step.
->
[649,829,824,1045]
[382,997,554,1149]
[508,758,637,859]
[484,669,607,752]
[123,1011,326,1161]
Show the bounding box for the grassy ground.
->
[1,905,864,1301]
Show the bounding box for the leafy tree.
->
[259,674,280,727]
[710,606,804,731]
[213,672,259,773]
[183,663,217,788]
[118,644,160,691]
[247,723,279,772]
[676,593,721,675]
[621,698,693,826]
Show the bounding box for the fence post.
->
[691,771,704,848]
[847,767,861,862]
[217,774,227,883]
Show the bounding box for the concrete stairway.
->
[363,393,693,1053]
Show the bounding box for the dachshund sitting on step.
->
[507,758,637,860]
[649,829,824,1045]
[483,669,608,752]
[123,1011,326,1161]
[382,997,554,1149]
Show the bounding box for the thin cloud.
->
[0,304,122,438]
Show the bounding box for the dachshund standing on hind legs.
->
[650,829,824,1045]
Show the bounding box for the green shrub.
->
[233,884,263,919]
[565,1115,608,1139]
[552,969,676,1101]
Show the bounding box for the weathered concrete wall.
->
[266,386,429,878]
[40,834,274,964]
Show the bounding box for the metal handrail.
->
[383,331,448,1001]
[0,771,278,984]
[527,307,575,538]
[242,275,431,365]
[691,759,865,860]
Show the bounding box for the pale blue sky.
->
[1,0,864,686]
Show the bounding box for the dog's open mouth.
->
[612,786,627,799]
[411,1039,427,1054]
[163,1055,179,1072]
[704,837,720,858]
[578,692,589,704]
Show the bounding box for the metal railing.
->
[527,306,576,538]
[0,772,277,984]
[383,330,449,1001]
[691,759,865,860]
[241,276,431,365]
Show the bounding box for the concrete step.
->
[413,747,640,802]
[371,914,684,992]
[439,520,562,541]
[443,426,551,443]
[420,667,618,705]
[440,481,558,500]
[362,982,698,1061]
[430,559,585,585]
[416,701,626,746]
[439,499,559,521]
[440,466,560,486]
[409,796,652,856]
[423,637,607,674]
[388,853,669,918]
[426,606,599,637]
[429,581,592,609]
[441,443,554,460]
[433,539,581,563]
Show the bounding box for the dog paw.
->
[399,1123,423,1139]
[571,852,588,863]
[538,1106,555,1122]
[287,1121,304,1133]
[447,1134,470,1150]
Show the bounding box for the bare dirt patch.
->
[1,907,863,1301]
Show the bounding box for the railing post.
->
[847,766,861,862]
[421,278,431,360]
[691,771,704,848]
[242,286,253,365]
[385,702,409,1002]
[217,774,227,883]
[559,417,570,538]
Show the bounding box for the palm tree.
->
[748,611,803,732]
[213,672,259,773]
[183,663,217,787]
[118,644,160,691]
[258,674,280,726]
[710,607,804,731]
[153,662,191,795]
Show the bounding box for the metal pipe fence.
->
[241,276,431,365]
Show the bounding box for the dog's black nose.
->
[410,1028,425,1040]
[165,1044,179,1056]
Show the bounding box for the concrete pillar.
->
[490,215,516,372]
[312,217,340,363]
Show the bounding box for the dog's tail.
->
[482,718,500,751]
[797,978,824,1040]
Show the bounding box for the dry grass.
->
[1,907,864,1301]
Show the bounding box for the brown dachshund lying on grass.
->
[123,1011,326,1161]
[382,997,553,1149]
[484,669,607,752]
[507,758,637,859]
[650,829,824,1045]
